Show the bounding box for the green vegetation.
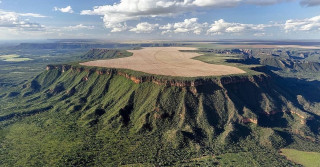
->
[0,43,320,166]
[0,65,319,166]
[281,149,320,167]
[0,48,88,89]
[0,54,33,62]
[193,52,262,76]
[80,49,133,61]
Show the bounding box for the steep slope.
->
[260,57,320,73]
[80,49,133,61]
[0,65,319,166]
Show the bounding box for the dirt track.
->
[80,47,246,77]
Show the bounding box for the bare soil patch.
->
[80,47,246,77]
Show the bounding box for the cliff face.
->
[41,64,319,138]
[39,65,279,128]
[46,64,269,87]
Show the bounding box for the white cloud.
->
[161,29,172,35]
[19,13,47,18]
[300,0,320,6]
[284,15,320,32]
[192,0,241,7]
[110,23,128,32]
[82,0,292,32]
[159,23,173,30]
[207,19,267,35]
[246,0,294,6]
[0,10,45,31]
[54,6,74,13]
[158,18,208,35]
[80,0,193,32]
[173,18,207,34]
[130,22,159,33]
[63,24,94,31]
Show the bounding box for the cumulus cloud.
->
[300,0,320,6]
[81,0,292,32]
[173,18,207,34]
[19,13,47,18]
[54,6,74,13]
[161,29,172,35]
[80,0,193,32]
[159,23,173,30]
[284,15,320,32]
[110,23,128,32]
[158,17,270,36]
[0,10,45,31]
[246,0,294,6]
[63,24,94,31]
[207,19,267,35]
[158,18,208,35]
[192,0,241,7]
[130,22,159,33]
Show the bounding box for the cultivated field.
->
[80,47,246,77]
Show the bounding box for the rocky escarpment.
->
[46,64,269,87]
[40,64,303,129]
[1,62,319,166]
[44,64,317,127]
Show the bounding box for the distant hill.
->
[80,48,133,61]
[14,42,132,49]
[13,42,184,50]
[260,57,320,72]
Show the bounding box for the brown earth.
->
[80,47,246,77]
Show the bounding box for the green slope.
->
[1,65,319,166]
[80,49,133,61]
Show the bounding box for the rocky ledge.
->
[46,64,269,87]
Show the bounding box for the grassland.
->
[0,54,33,62]
[192,52,262,76]
[281,149,320,167]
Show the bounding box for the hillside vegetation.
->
[281,149,320,167]
[1,63,319,166]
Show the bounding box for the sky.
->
[0,0,320,40]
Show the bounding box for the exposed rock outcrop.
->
[46,64,269,88]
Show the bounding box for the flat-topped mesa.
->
[80,47,246,77]
[46,64,269,87]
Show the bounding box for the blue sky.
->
[0,0,320,40]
